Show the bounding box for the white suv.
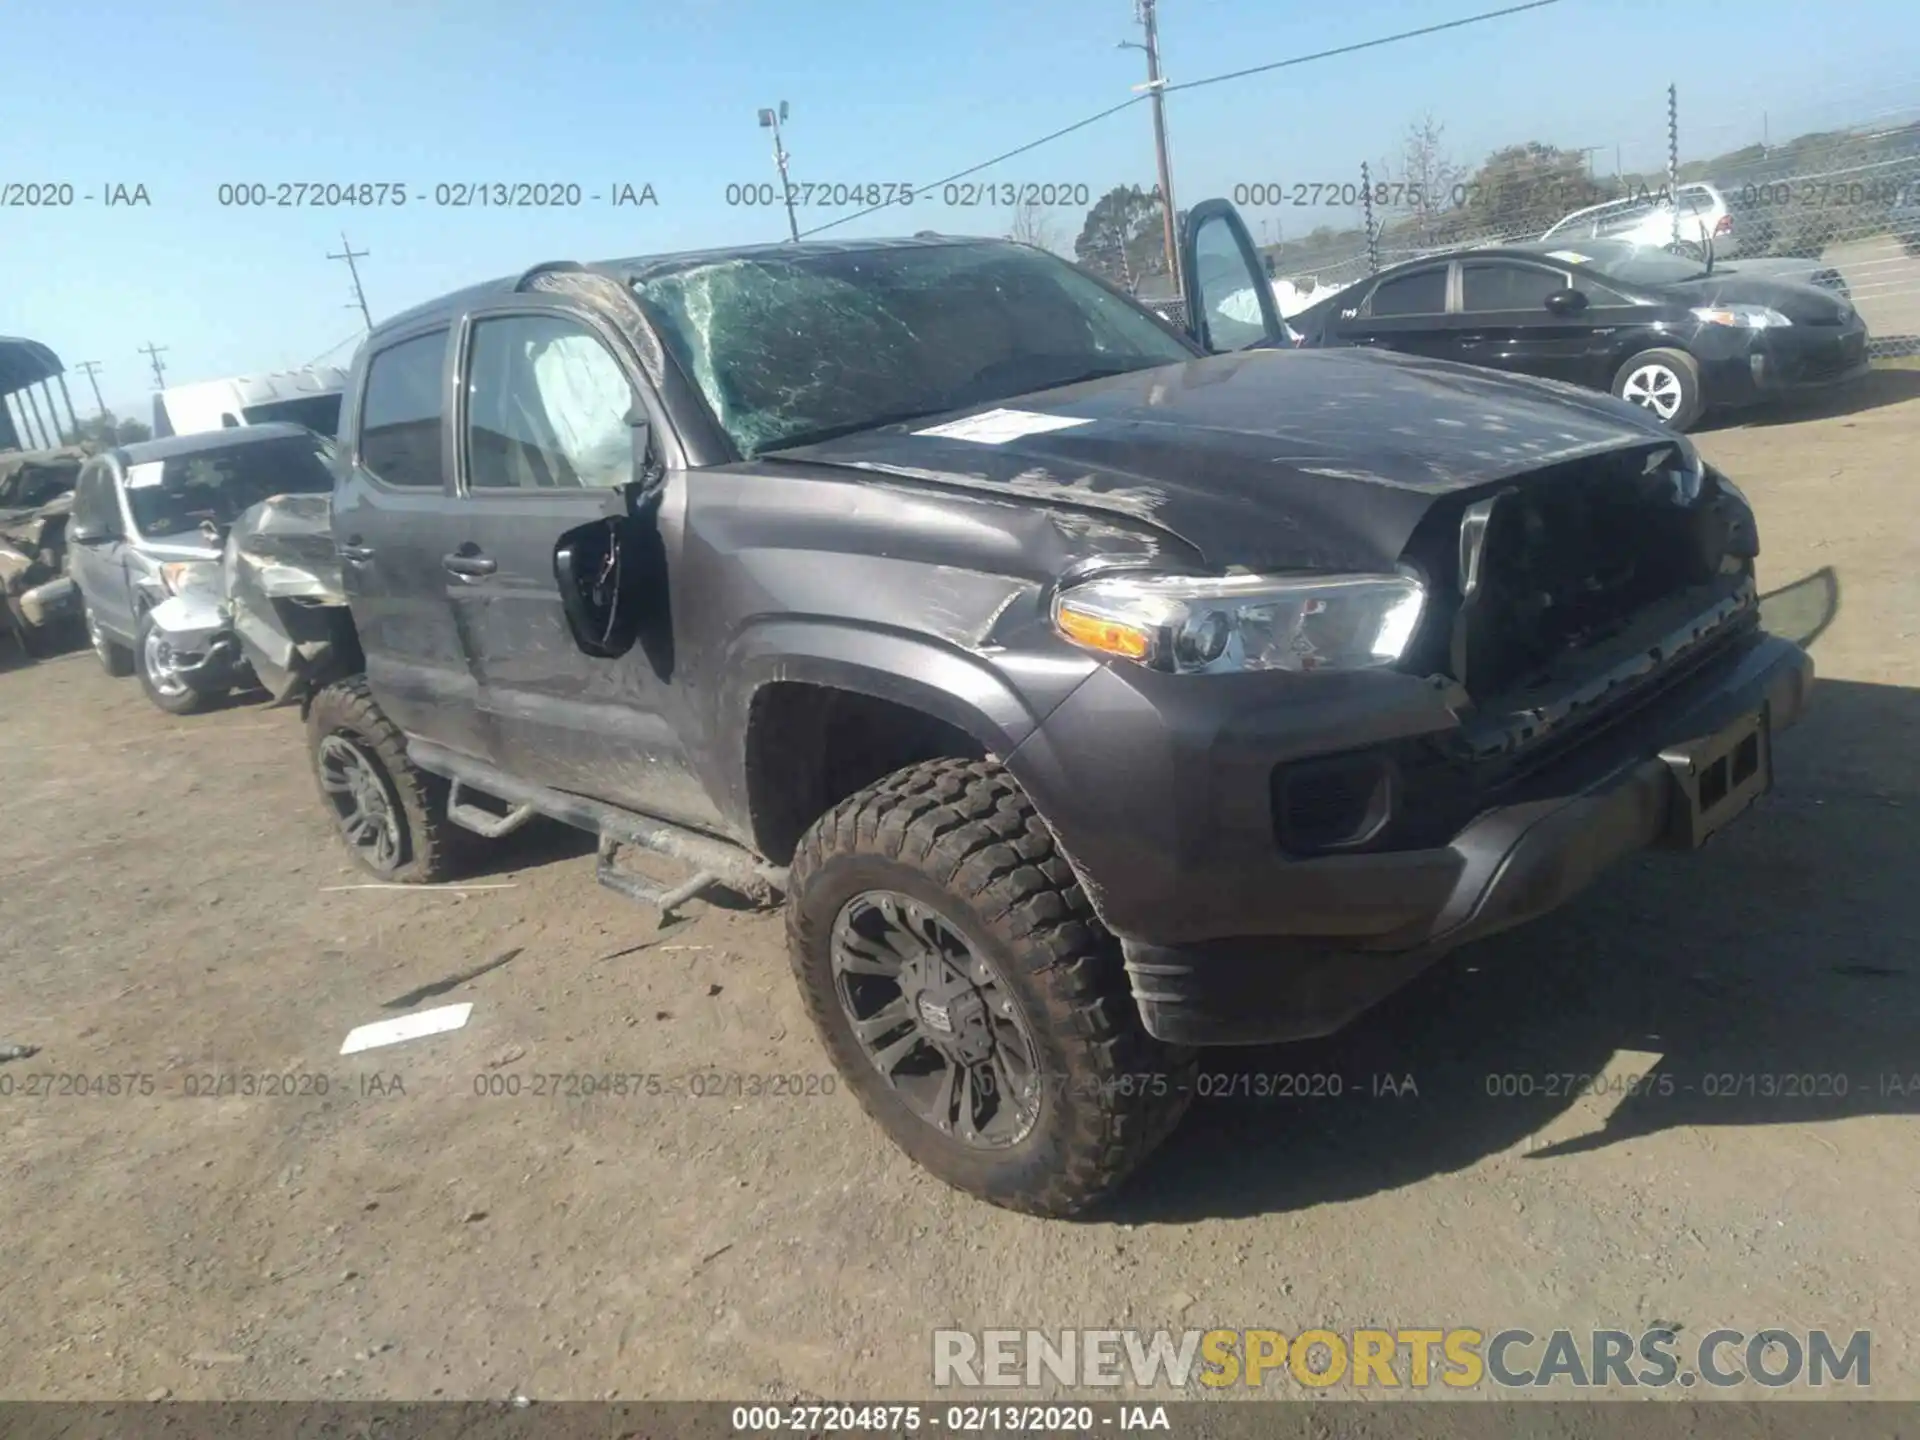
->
[1541,181,1732,256]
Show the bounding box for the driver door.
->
[445,300,721,830]
[1178,199,1288,352]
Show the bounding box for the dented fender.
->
[709,616,1102,845]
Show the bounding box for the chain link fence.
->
[1058,82,1920,359]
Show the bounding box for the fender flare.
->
[712,617,1054,844]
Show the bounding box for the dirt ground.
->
[3,370,1918,1406]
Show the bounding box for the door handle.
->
[337,540,375,563]
[443,550,497,578]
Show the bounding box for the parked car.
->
[1288,238,1870,429]
[1542,181,1734,257]
[294,199,1809,1215]
[0,445,85,656]
[66,424,336,712]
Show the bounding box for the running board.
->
[447,780,539,839]
[409,740,785,921]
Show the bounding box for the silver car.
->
[66,423,336,713]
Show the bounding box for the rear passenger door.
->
[447,302,721,829]
[1451,259,1590,382]
[334,326,491,758]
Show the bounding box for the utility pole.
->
[1119,2,1181,292]
[75,361,109,419]
[1136,0,1180,294]
[139,342,169,389]
[328,233,374,329]
[758,102,800,243]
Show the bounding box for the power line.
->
[796,0,1561,241]
[1163,0,1563,95]
[797,95,1149,238]
[304,329,367,369]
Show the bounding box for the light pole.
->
[758,102,801,243]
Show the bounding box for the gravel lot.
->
[3,372,1918,1405]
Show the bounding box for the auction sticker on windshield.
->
[913,408,1094,445]
[124,462,165,488]
[1546,250,1593,265]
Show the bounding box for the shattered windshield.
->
[630,242,1196,457]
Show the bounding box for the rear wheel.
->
[1612,347,1704,431]
[136,610,212,715]
[785,757,1193,1216]
[85,598,134,676]
[306,676,461,883]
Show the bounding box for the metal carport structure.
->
[0,337,82,452]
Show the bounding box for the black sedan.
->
[1289,239,1870,430]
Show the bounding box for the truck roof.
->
[369,234,1000,339]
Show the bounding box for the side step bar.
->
[411,740,785,920]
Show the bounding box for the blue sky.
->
[3,0,1915,419]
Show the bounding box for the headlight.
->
[1051,569,1426,674]
[1692,303,1791,329]
[158,560,220,596]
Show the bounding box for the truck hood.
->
[770,348,1674,571]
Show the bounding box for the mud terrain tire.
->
[787,757,1193,1216]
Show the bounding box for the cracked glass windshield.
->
[630,242,1196,457]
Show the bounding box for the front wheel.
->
[306,676,462,883]
[136,611,213,715]
[1612,346,1704,431]
[785,758,1193,1217]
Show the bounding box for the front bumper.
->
[146,593,248,692]
[1009,628,1812,1047]
[1697,320,1871,405]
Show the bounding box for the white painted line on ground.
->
[339,1002,473,1055]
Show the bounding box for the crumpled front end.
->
[146,583,245,688]
[1,491,81,645]
[223,493,356,702]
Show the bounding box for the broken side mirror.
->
[552,403,661,659]
[67,517,110,545]
[1544,288,1589,316]
[554,515,642,659]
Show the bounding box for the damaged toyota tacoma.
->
[299,199,1812,1215]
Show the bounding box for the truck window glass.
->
[1191,215,1268,350]
[359,331,448,488]
[466,315,634,490]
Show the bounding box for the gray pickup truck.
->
[292,198,1812,1215]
